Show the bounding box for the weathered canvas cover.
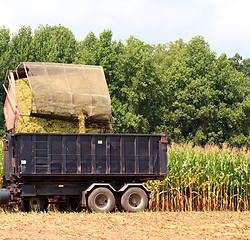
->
[16,62,111,121]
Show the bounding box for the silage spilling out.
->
[15,78,86,133]
[146,143,249,211]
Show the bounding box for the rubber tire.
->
[29,197,45,212]
[121,187,148,212]
[87,187,115,213]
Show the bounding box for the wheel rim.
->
[29,197,42,211]
[128,193,141,208]
[94,193,109,209]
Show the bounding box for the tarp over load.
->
[3,62,112,132]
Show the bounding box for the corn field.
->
[146,143,249,211]
[0,143,249,211]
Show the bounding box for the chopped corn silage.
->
[78,109,86,133]
[15,78,86,133]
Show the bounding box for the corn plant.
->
[146,143,250,211]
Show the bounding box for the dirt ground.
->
[0,211,249,240]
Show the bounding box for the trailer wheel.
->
[121,187,148,212]
[87,187,115,213]
[29,197,45,212]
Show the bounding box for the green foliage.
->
[229,53,250,78]
[111,37,166,133]
[9,26,33,64]
[161,37,250,147]
[74,32,98,65]
[0,27,11,103]
[0,26,249,148]
[0,27,10,56]
[32,25,77,63]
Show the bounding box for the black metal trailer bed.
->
[1,132,168,212]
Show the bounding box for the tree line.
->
[0,25,249,148]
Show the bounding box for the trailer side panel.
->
[10,133,167,180]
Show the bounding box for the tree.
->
[229,53,250,78]
[162,36,249,147]
[32,25,76,63]
[8,26,33,65]
[111,37,166,133]
[0,27,12,132]
[0,26,10,56]
[242,58,250,78]
[0,27,11,101]
[153,39,185,68]
[0,26,249,148]
[229,53,243,72]
[74,32,98,65]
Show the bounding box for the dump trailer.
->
[0,62,168,212]
[0,132,168,212]
[3,62,112,131]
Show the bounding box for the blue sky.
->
[1,0,249,59]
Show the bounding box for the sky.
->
[0,0,249,59]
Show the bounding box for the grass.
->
[0,211,249,239]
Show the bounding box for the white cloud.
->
[0,0,249,58]
[214,0,250,38]
[202,0,250,56]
